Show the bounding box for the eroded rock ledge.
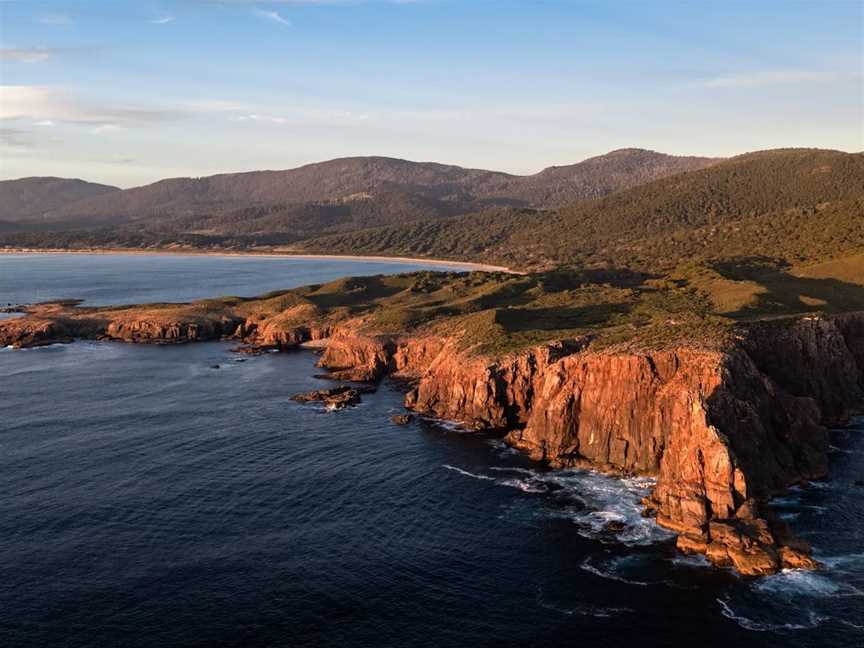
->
[3,303,862,575]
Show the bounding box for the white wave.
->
[755,569,864,598]
[580,558,649,587]
[445,462,670,546]
[670,554,711,568]
[422,416,471,433]
[497,477,548,493]
[488,466,538,476]
[839,619,864,630]
[537,597,633,618]
[544,470,672,546]
[755,570,839,596]
[802,480,833,490]
[442,464,496,481]
[13,342,69,352]
[716,598,825,632]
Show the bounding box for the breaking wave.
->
[442,464,496,481]
[441,462,672,546]
[717,597,826,632]
[536,588,633,617]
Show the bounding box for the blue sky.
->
[1,0,861,187]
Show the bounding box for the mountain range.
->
[2,147,861,285]
[304,148,864,272]
[0,149,718,240]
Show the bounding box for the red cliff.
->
[308,314,863,575]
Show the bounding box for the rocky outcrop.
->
[291,385,372,410]
[104,315,242,344]
[401,340,585,429]
[0,317,79,348]
[318,333,397,381]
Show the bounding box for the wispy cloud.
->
[226,105,372,128]
[91,124,127,135]
[0,127,34,148]
[698,70,845,89]
[231,113,289,124]
[150,16,176,24]
[37,13,73,25]
[0,86,187,128]
[0,47,55,63]
[253,9,292,25]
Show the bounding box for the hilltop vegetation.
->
[301,149,864,272]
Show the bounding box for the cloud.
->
[0,127,34,148]
[37,13,73,25]
[182,99,252,112]
[231,113,289,124]
[0,86,187,127]
[150,16,175,24]
[91,124,127,135]
[0,47,55,63]
[34,120,55,126]
[226,106,373,128]
[698,70,844,88]
[253,9,292,25]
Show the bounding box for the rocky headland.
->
[3,270,862,576]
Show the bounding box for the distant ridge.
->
[0,177,119,224]
[0,149,720,237]
[299,148,864,272]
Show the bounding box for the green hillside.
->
[300,149,864,273]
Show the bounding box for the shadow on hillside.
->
[540,267,658,291]
[306,275,406,308]
[495,302,630,332]
[711,256,864,319]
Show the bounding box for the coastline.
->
[0,247,519,274]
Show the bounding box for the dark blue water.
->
[1,255,862,647]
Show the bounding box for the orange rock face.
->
[309,315,863,575]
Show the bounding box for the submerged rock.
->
[390,414,415,425]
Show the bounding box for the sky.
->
[0,0,862,188]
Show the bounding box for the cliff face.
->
[104,315,242,344]
[308,313,864,575]
[2,301,862,575]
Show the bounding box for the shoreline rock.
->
[291,385,374,410]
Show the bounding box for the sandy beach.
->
[0,247,519,274]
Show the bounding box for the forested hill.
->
[0,149,718,238]
[299,149,864,273]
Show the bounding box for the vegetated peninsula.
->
[3,147,863,576]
